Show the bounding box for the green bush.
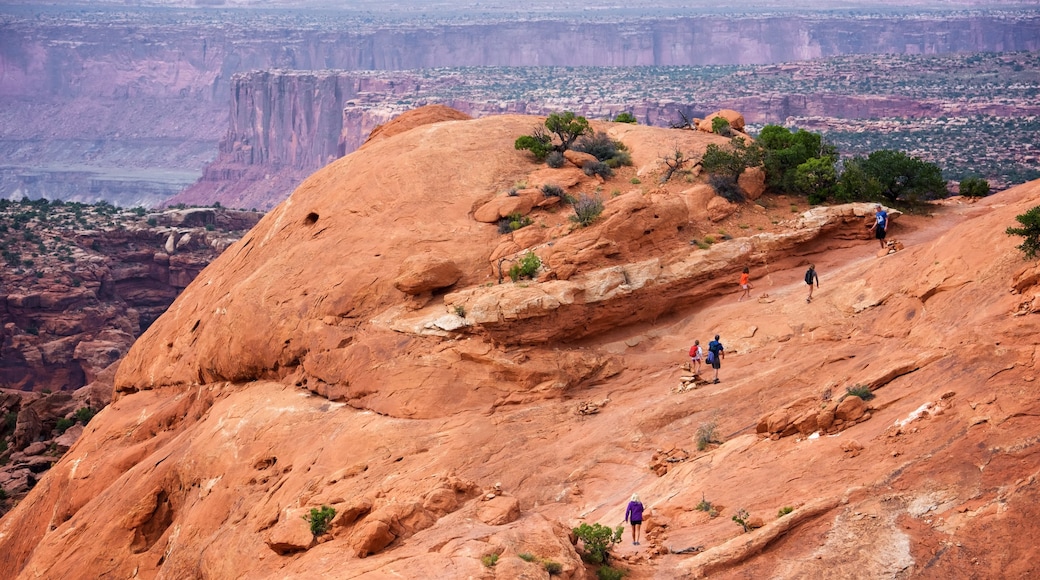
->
[838,150,946,202]
[55,417,75,434]
[959,176,990,197]
[570,194,605,227]
[597,565,628,580]
[518,552,536,562]
[1007,205,1040,258]
[481,553,499,567]
[74,407,97,425]
[2,412,16,435]
[613,112,637,124]
[515,133,553,161]
[0,487,7,500]
[732,508,751,533]
[302,505,336,537]
[509,252,541,282]
[711,116,733,136]
[542,184,564,198]
[500,212,532,233]
[572,522,624,564]
[845,384,874,401]
[778,506,794,518]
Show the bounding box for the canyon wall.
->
[2,8,1039,206]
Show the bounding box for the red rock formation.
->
[2,110,1040,578]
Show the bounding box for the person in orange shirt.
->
[738,266,753,301]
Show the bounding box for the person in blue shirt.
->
[625,494,644,545]
[869,204,889,249]
[707,335,725,384]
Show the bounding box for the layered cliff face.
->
[3,7,1038,206]
[2,108,1039,578]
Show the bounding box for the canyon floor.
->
[1,109,1039,579]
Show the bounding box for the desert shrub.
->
[0,487,7,500]
[497,219,514,234]
[573,523,624,564]
[546,150,566,168]
[1006,205,1040,258]
[583,160,614,179]
[74,407,96,425]
[570,194,605,227]
[630,177,641,184]
[711,116,733,136]
[542,184,564,198]
[518,552,536,562]
[302,505,336,537]
[778,506,794,518]
[481,553,499,567]
[696,419,719,451]
[845,384,874,401]
[732,508,751,533]
[55,417,75,434]
[709,175,745,204]
[613,112,637,124]
[146,217,157,226]
[3,412,16,435]
[574,131,617,161]
[605,151,632,168]
[453,304,466,318]
[959,176,990,197]
[695,495,713,512]
[543,560,563,575]
[597,565,628,580]
[509,252,541,282]
[508,212,532,230]
[515,131,554,161]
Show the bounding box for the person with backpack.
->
[624,494,645,546]
[706,335,725,384]
[689,340,703,375]
[869,204,889,249]
[805,264,820,303]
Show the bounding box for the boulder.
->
[265,508,316,554]
[563,150,598,169]
[738,166,766,201]
[707,196,738,222]
[473,194,536,223]
[393,255,463,295]
[697,109,746,133]
[477,495,521,525]
[835,396,867,422]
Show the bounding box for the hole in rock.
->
[304,212,319,225]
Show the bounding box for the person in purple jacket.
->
[625,494,645,545]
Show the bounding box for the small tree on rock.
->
[1007,205,1040,259]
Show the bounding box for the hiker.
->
[689,340,703,375]
[625,494,645,545]
[805,264,820,303]
[707,334,725,384]
[869,204,888,249]
[738,266,753,301]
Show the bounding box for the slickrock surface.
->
[2,108,1039,579]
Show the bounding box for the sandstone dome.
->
[2,107,1040,579]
